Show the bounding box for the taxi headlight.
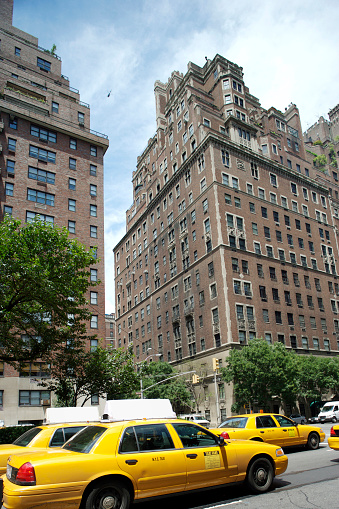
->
[275,448,284,457]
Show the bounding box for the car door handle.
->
[186,453,198,459]
[125,459,138,465]
[282,429,288,432]
[260,431,265,433]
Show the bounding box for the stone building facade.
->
[114,54,339,426]
[0,0,108,424]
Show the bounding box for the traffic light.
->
[192,374,200,384]
[212,358,219,371]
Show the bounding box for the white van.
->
[317,401,339,423]
[179,414,210,428]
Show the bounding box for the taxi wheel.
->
[246,457,274,493]
[85,480,130,509]
[307,432,320,450]
[332,417,337,423]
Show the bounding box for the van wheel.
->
[307,432,320,450]
[85,480,130,509]
[245,457,274,493]
[332,417,337,423]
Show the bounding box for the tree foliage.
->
[222,339,339,413]
[141,362,192,413]
[222,339,299,412]
[0,217,98,364]
[40,346,140,406]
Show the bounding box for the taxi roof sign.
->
[45,406,100,424]
[103,399,176,421]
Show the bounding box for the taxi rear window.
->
[13,427,42,447]
[218,417,247,428]
[63,426,107,453]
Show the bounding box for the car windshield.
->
[218,417,248,428]
[320,405,333,412]
[63,426,107,453]
[12,427,42,447]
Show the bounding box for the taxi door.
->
[116,423,186,498]
[255,415,287,446]
[170,423,238,490]
[273,415,301,446]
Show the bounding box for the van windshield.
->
[320,405,333,412]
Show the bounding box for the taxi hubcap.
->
[102,495,117,509]
[256,467,267,484]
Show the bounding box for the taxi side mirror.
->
[217,436,226,447]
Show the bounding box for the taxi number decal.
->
[204,450,220,469]
[288,429,296,437]
[152,457,165,462]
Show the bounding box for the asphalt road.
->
[135,423,339,509]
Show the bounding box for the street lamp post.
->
[140,352,161,399]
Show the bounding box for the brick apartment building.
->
[114,54,339,426]
[0,0,109,424]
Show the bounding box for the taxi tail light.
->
[16,462,36,485]
[330,426,336,437]
[220,431,230,440]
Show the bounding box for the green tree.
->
[297,356,339,405]
[40,346,140,406]
[141,362,192,414]
[221,339,299,412]
[0,217,98,364]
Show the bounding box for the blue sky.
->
[13,0,339,313]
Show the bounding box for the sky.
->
[13,0,339,313]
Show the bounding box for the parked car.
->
[1,400,288,509]
[179,413,210,428]
[289,414,307,424]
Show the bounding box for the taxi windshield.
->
[13,427,42,447]
[63,426,107,453]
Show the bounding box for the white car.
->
[179,414,210,428]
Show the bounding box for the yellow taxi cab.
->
[328,424,339,450]
[0,406,100,475]
[210,413,325,449]
[0,400,288,509]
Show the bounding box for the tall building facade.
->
[0,0,109,424]
[114,54,339,425]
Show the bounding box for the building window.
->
[78,112,85,124]
[90,204,97,217]
[69,157,76,170]
[69,178,76,190]
[69,138,77,150]
[90,184,97,196]
[9,117,18,129]
[90,145,97,157]
[68,199,76,212]
[52,101,59,113]
[90,315,98,329]
[90,292,98,305]
[68,220,76,234]
[4,205,12,216]
[8,138,17,152]
[90,164,97,176]
[37,57,51,72]
[29,145,56,163]
[19,390,50,406]
[5,182,14,196]
[90,225,97,238]
[27,188,54,206]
